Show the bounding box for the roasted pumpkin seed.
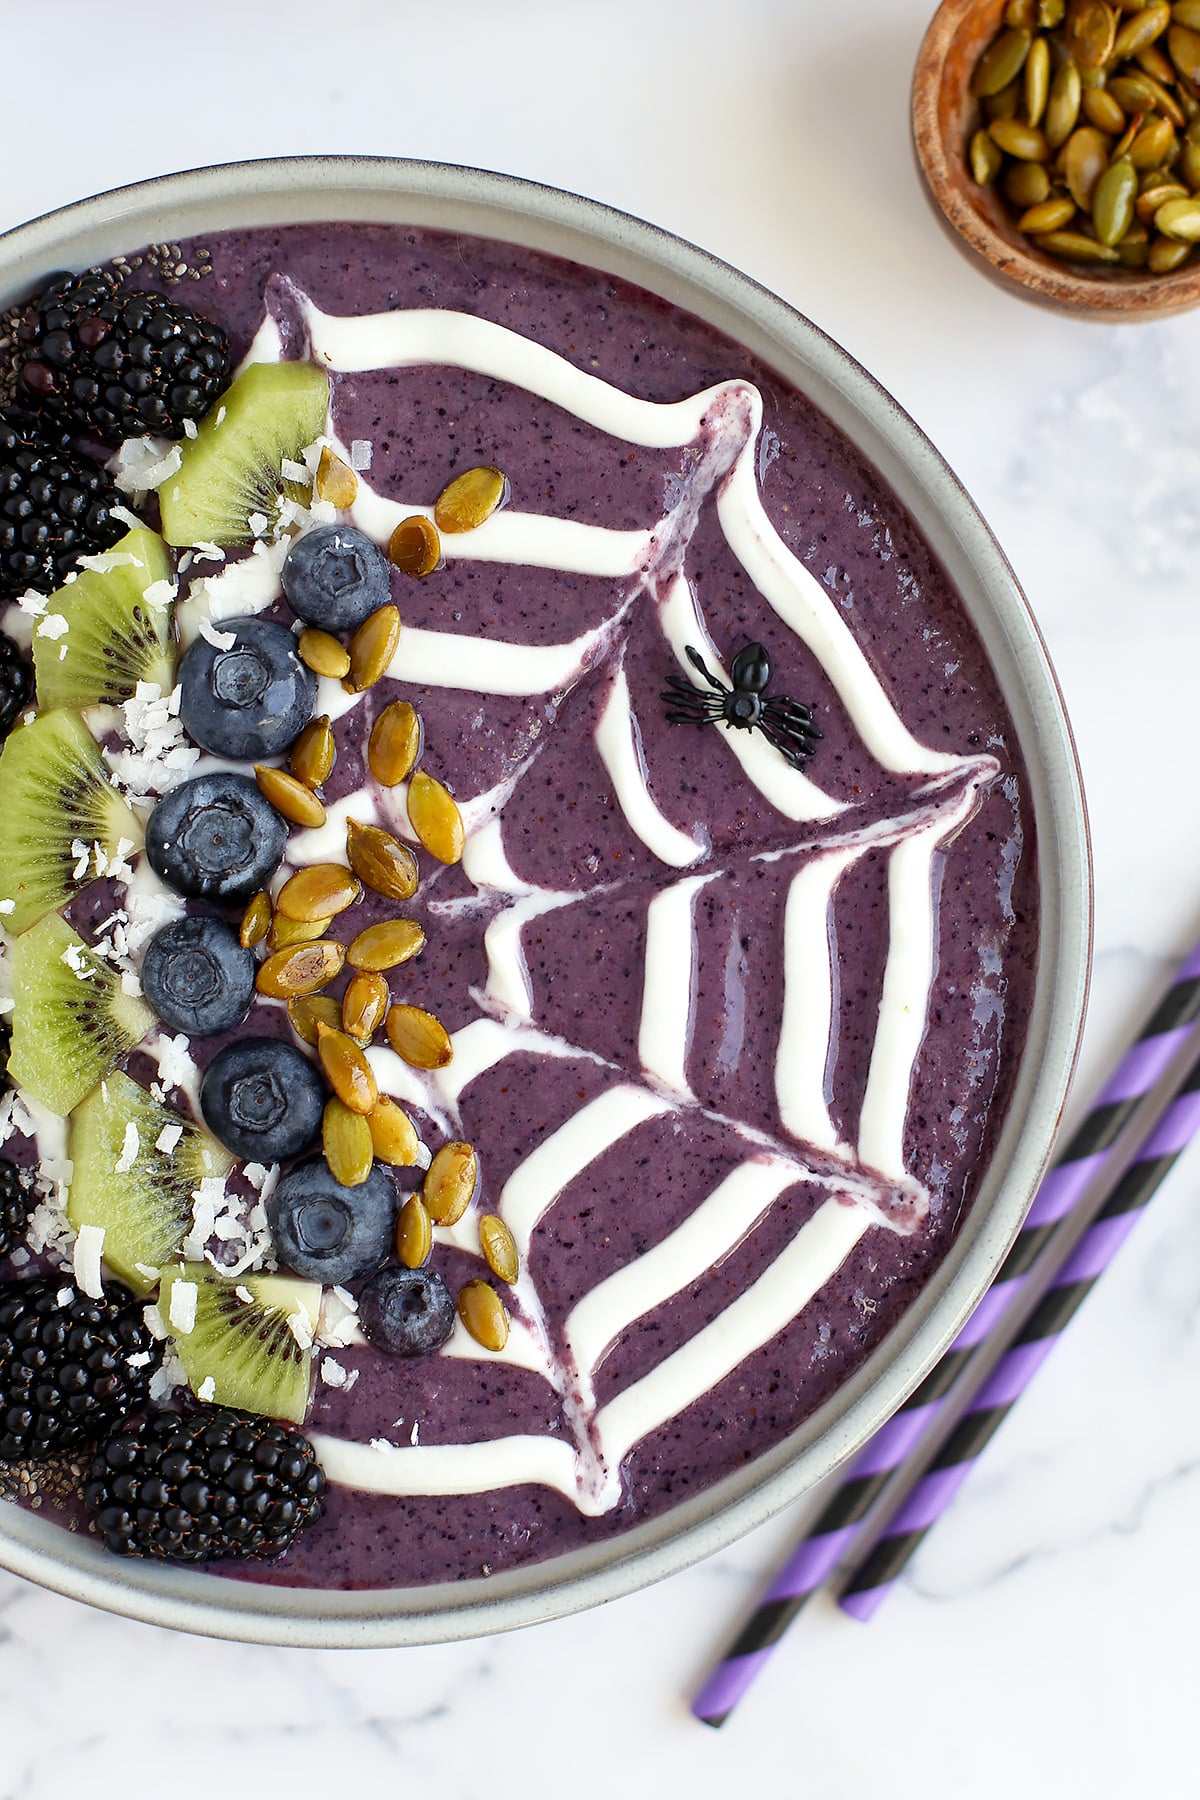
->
[1045,58,1083,146]
[322,1096,374,1187]
[1018,195,1078,232]
[255,939,346,998]
[368,700,423,787]
[1175,1,1200,32]
[1064,125,1111,206]
[1005,0,1037,25]
[1179,135,1200,185]
[315,445,359,509]
[290,714,336,789]
[1128,115,1177,165]
[458,1280,509,1352]
[1025,35,1052,125]
[1093,156,1138,242]
[1135,40,1178,85]
[276,863,363,922]
[268,911,334,951]
[1113,2,1171,60]
[407,769,465,864]
[971,128,1005,185]
[1148,231,1195,267]
[385,1003,454,1069]
[239,889,271,949]
[298,626,352,681]
[1032,227,1122,260]
[254,763,327,830]
[367,1097,422,1167]
[316,1020,378,1114]
[1155,193,1200,235]
[1170,22,1200,82]
[1065,0,1117,68]
[1081,85,1127,132]
[984,75,1024,120]
[346,917,426,972]
[1039,0,1065,23]
[1136,177,1190,221]
[345,818,420,901]
[396,1195,433,1269]
[345,604,401,693]
[287,993,342,1046]
[479,1214,519,1285]
[423,1141,477,1225]
[973,26,1033,97]
[433,465,508,534]
[388,514,441,578]
[342,970,390,1043]
[989,117,1051,159]
[1003,159,1052,206]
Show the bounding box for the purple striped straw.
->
[691,941,1200,1726]
[838,1046,1200,1620]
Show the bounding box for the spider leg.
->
[662,677,724,725]
[763,696,822,742]
[685,645,730,694]
[758,719,816,769]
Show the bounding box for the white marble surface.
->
[1,0,1198,1791]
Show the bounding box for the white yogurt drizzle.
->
[13,283,1004,1516]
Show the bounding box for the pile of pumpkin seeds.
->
[968,1,1200,273]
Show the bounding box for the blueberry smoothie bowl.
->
[0,159,1088,1645]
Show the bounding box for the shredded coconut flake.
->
[350,439,373,470]
[72,1225,106,1299]
[155,1123,184,1154]
[196,1375,216,1403]
[168,1280,198,1335]
[114,1121,140,1174]
[35,613,69,641]
[199,618,236,650]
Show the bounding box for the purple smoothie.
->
[1,222,1037,1591]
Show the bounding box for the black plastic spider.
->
[661,641,821,770]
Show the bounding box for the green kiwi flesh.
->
[160,1264,321,1423]
[9,913,155,1116]
[0,709,143,933]
[158,361,332,548]
[35,528,175,710]
[67,1072,232,1294]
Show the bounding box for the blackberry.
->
[18,270,231,443]
[0,633,33,740]
[0,407,122,600]
[86,1407,326,1562]
[0,1161,35,1261]
[0,1276,163,1461]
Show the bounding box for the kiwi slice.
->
[67,1072,232,1294]
[160,1263,321,1424]
[158,361,332,548]
[0,709,143,934]
[9,912,155,1116]
[35,527,175,711]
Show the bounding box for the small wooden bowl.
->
[913,0,1200,320]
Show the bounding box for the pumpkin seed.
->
[290,715,336,789]
[989,117,1051,159]
[254,763,326,830]
[1005,0,1037,25]
[385,1003,454,1069]
[322,1096,374,1187]
[1065,0,1117,68]
[315,445,359,509]
[276,863,363,922]
[1032,227,1122,259]
[1148,230,1195,266]
[1025,36,1052,125]
[458,1280,509,1352]
[1155,193,1200,233]
[367,1098,421,1166]
[1179,135,1200,184]
[344,604,401,693]
[1039,0,1065,23]
[1019,195,1079,231]
[1094,156,1138,242]
[255,939,345,998]
[479,1214,519,1285]
[1175,1,1200,31]
[268,911,334,951]
[1003,160,1052,205]
[287,993,342,1046]
[972,28,1031,100]
[298,626,352,681]
[388,515,441,578]
[1117,68,1187,123]
[395,1195,433,1269]
[1045,59,1084,146]
[1136,177,1190,221]
[345,818,420,901]
[1170,22,1200,81]
[1113,2,1172,60]
[1135,41,1178,84]
[1081,86,1127,132]
[239,890,271,949]
[971,128,1005,186]
[346,917,426,972]
[1117,232,1152,262]
[1128,115,1177,165]
[316,1020,378,1114]
[1064,125,1111,205]
[433,465,508,534]
[423,1141,477,1225]
[984,76,1024,120]
[407,770,465,864]
[368,700,423,787]
[342,970,390,1043]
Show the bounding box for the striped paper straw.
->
[838,1047,1200,1621]
[691,940,1200,1726]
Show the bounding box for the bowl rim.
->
[0,154,1091,1646]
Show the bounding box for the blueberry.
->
[140,916,254,1036]
[200,1039,324,1162]
[358,1266,456,1358]
[145,772,288,902]
[178,616,316,759]
[281,525,391,632]
[266,1158,398,1285]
